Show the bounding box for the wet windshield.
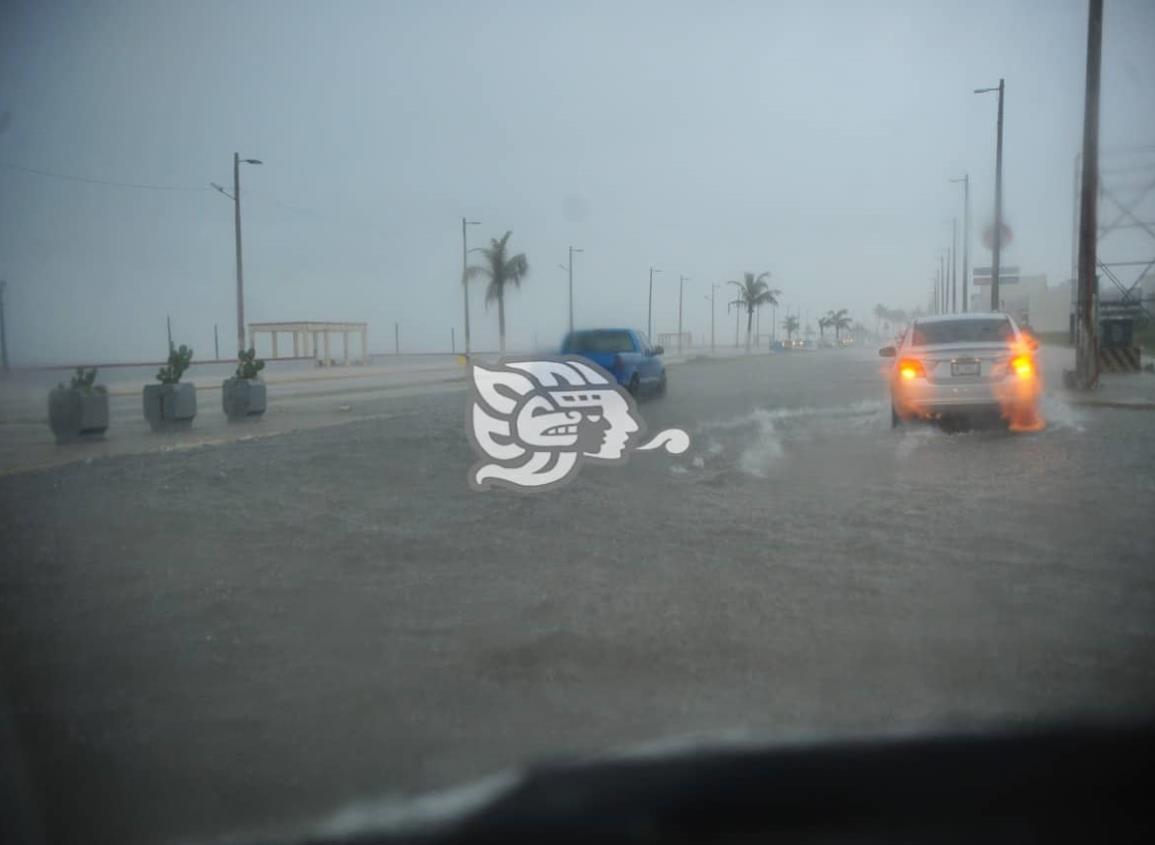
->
[1,2,1153,844]
[567,330,636,354]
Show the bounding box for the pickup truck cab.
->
[560,328,667,397]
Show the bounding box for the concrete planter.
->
[222,377,267,421]
[48,386,109,444]
[142,383,197,431]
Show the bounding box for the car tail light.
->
[897,358,925,380]
[1010,354,1034,378]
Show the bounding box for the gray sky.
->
[2,0,1153,363]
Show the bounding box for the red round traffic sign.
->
[982,222,1013,250]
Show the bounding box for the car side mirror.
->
[879,346,896,358]
[652,345,664,356]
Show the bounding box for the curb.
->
[1061,399,1155,410]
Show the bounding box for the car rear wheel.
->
[628,374,641,397]
[655,372,667,397]
[891,404,902,428]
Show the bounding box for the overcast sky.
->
[1,0,1153,363]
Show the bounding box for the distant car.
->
[560,328,666,397]
[880,312,1040,428]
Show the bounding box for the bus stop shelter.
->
[248,321,369,366]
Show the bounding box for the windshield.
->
[910,319,1015,346]
[1,2,1153,844]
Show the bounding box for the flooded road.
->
[2,349,1153,844]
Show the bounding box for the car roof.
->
[569,328,636,334]
[913,312,1014,325]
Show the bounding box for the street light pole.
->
[951,218,958,313]
[941,251,948,313]
[648,266,660,338]
[213,154,262,358]
[567,246,583,335]
[709,284,719,353]
[975,79,1005,311]
[677,275,684,352]
[951,174,970,312]
[232,153,262,356]
[234,153,243,354]
[0,279,8,371]
[462,218,480,356]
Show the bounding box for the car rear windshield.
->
[568,331,636,354]
[910,319,1014,346]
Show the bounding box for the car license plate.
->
[951,360,980,377]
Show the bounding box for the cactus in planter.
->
[71,367,98,390]
[223,347,267,421]
[156,344,193,384]
[235,347,265,380]
[143,344,197,431]
[48,367,109,444]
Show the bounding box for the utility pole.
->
[167,314,173,351]
[567,246,583,335]
[451,327,455,354]
[462,218,481,356]
[1075,0,1103,389]
[951,174,971,312]
[394,322,400,355]
[647,267,660,338]
[0,280,9,372]
[677,275,688,353]
[214,324,220,360]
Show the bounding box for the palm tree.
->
[826,308,852,344]
[816,315,830,341]
[466,231,529,354]
[782,315,800,344]
[727,272,780,352]
[872,304,886,340]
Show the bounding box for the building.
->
[969,274,1073,333]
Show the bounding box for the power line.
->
[0,160,211,192]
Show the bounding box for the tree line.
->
[465,230,874,354]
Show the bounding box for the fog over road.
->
[2,348,1153,844]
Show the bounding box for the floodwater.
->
[1,350,1153,844]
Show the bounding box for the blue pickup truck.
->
[560,328,667,397]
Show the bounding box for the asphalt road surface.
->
[2,348,1154,844]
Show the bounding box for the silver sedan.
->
[880,313,1042,428]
